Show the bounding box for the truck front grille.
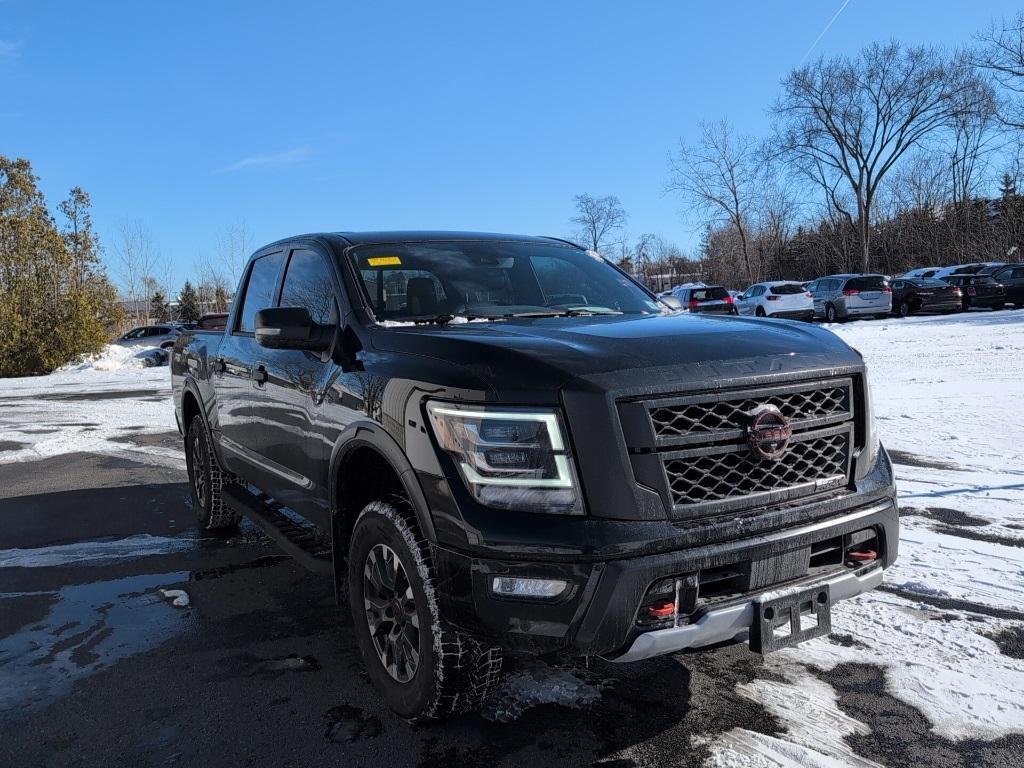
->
[663,428,850,506]
[650,384,849,443]
[619,377,857,519]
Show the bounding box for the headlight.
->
[425,402,583,514]
[855,366,880,480]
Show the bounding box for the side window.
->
[892,280,904,290]
[237,251,285,333]
[279,250,338,325]
[806,281,818,293]
[752,285,766,297]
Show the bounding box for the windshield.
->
[769,283,805,295]
[347,241,662,322]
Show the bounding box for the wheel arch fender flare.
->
[328,420,438,546]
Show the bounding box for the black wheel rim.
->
[363,543,420,683]
[900,302,909,317]
[191,437,207,508]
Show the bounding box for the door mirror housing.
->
[254,307,333,351]
[660,295,684,311]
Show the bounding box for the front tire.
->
[348,500,503,721]
[184,415,241,531]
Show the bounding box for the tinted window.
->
[846,276,887,291]
[238,252,285,333]
[769,283,805,295]
[279,250,338,325]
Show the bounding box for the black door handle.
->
[252,365,268,385]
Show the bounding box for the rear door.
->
[247,246,341,525]
[212,249,286,477]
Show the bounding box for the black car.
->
[939,274,1007,311]
[990,263,1024,308]
[889,278,962,317]
[172,231,896,719]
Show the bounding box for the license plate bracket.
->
[750,583,831,654]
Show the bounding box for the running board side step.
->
[223,485,332,574]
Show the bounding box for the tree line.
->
[574,13,1024,288]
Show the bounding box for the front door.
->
[247,247,341,528]
[212,249,286,477]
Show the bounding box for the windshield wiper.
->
[503,307,623,319]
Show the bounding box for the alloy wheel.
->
[191,437,207,508]
[363,543,420,683]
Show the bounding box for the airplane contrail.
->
[800,0,852,63]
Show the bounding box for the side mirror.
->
[255,307,333,351]
[661,295,684,311]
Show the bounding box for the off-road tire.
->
[185,415,242,531]
[348,499,503,721]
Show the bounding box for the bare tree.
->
[975,12,1024,129]
[216,219,254,287]
[949,80,999,204]
[113,220,165,324]
[570,194,627,253]
[667,120,761,282]
[774,42,983,272]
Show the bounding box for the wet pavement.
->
[1,440,1022,766]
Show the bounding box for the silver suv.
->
[808,274,892,322]
[114,324,181,349]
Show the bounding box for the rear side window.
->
[279,250,338,325]
[238,252,285,333]
[846,276,887,291]
[692,286,728,301]
[769,283,805,295]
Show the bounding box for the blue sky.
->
[2,1,1021,290]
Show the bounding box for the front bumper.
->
[607,562,882,662]
[434,496,897,657]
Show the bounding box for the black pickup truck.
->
[172,231,897,719]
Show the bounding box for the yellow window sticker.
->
[367,256,402,267]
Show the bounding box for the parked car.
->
[114,324,180,349]
[670,283,737,314]
[735,281,814,321]
[196,312,229,330]
[932,262,1002,280]
[941,274,1008,311]
[989,263,1024,307]
[975,263,1007,276]
[889,277,962,317]
[172,231,895,719]
[899,266,941,280]
[809,274,892,322]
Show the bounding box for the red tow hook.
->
[847,549,878,563]
[647,599,676,619]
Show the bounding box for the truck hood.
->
[369,313,861,396]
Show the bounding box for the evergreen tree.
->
[151,291,170,322]
[177,281,201,322]
[0,156,120,376]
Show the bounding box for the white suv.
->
[735,282,814,321]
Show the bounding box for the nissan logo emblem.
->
[747,405,792,460]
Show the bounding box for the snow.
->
[0,344,178,465]
[0,534,196,568]
[158,588,190,608]
[482,657,606,722]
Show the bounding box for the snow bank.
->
[58,344,168,372]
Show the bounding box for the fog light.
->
[491,577,567,599]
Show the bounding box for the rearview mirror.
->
[255,307,333,351]
[661,295,684,311]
